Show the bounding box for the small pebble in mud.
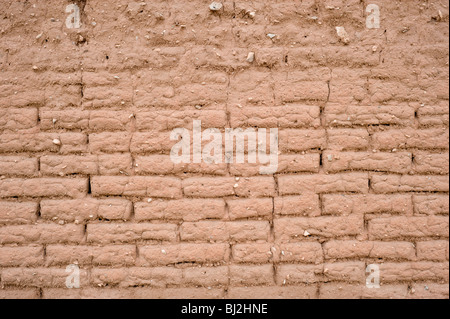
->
[209,2,223,11]
[52,139,61,145]
[335,27,350,44]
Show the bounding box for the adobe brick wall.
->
[0,0,449,299]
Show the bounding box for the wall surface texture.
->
[0,0,449,299]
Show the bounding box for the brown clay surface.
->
[0,0,449,299]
